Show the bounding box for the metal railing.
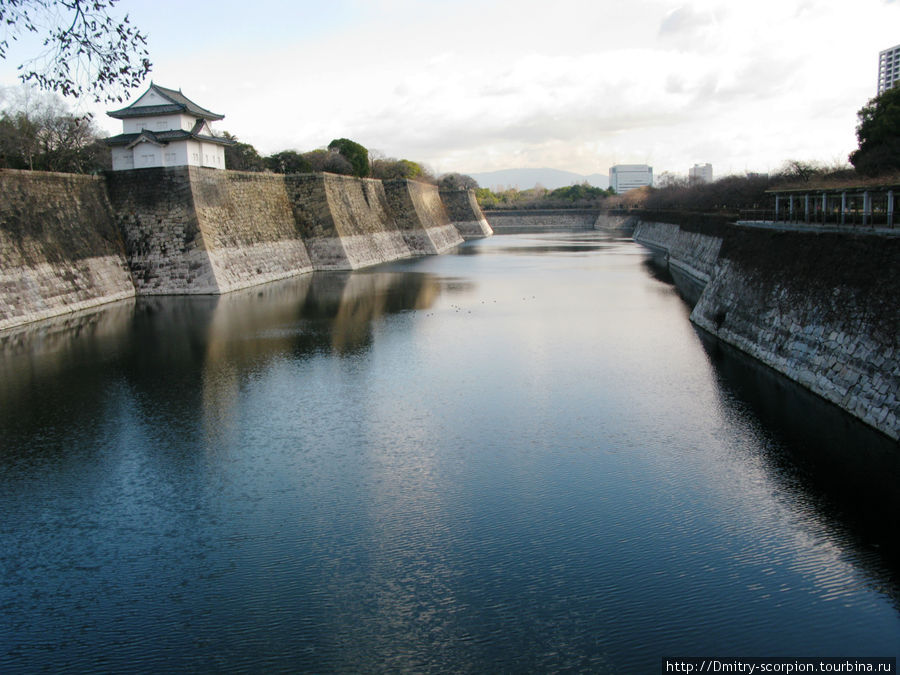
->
[740,189,896,229]
[739,208,896,228]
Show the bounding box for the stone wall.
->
[191,169,313,291]
[3,169,477,332]
[105,167,217,293]
[106,167,313,294]
[481,209,640,234]
[439,189,493,239]
[633,220,724,305]
[286,173,411,270]
[593,213,640,232]
[384,179,463,255]
[0,169,135,330]
[634,219,899,441]
[484,209,599,232]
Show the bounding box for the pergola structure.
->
[741,184,897,229]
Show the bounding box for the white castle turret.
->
[105,83,234,171]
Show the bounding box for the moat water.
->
[1,232,898,673]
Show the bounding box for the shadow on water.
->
[698,331,900,558]
[0,299,138,455]
[642,256,675,284]
[637,245,900,603]
[460,231,631,256]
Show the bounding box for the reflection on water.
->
[463,232,631,257]
[298,271,440,355]
[0,299,136,452]
[1,232,898,673]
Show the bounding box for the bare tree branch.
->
[0,0,151,103]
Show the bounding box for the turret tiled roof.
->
[107,83,225,120]
[104,128,235,148]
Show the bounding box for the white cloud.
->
[1,0,898,177]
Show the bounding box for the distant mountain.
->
[468,168,609,191]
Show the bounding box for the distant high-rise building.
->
[688,163,713,185]
[609,164,652,194]
[878,43,900,94]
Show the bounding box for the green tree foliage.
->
[371,157,432,181]
[474,181,614,209]
[327,138,369,177]
[849,86,900,176]
[0,0,151,103]
[265,150,313,174]
[0,88,109,172]
[474,187,498,208]
[222,132,266,172]
[474,187,525,208]
[549,183,608,201]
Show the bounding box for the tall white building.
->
[688,163,713,185]
[609,164,652,194]
[878,43,900,94]
[105,83,234,171]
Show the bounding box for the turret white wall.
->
[111,141,225,171]
[123,114,197,133]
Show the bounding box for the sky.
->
[1,0,898,179]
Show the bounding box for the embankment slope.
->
[2,169,476,330]
[384,179,464,254]
[287,173,411,270]
[0,169,135,330]
[483,209,598,232]
[106,167,314,294]
[440,189,493,239]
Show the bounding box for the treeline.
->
[476,183,616,210]
[227,135,381,178]
[472,157,898,214]
[632,86,900,213]
[3,82,897,209]
[0,90,110,173]
[0,87,475,187]
[638,174,772,213]
[227,135,487,188]
[478,86,900,212]
[637,159,899,215]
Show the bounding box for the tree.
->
[550,182,606,202]
[849,86,900,176]
[0,0,150,103]
[474,187,499,208]
[327,138,369,177]
[0,87,109,172]
[301,148,353,174]
[0,110,39,169]
[642,174,774,213]
[265,150,313,174]
[438,172,479,190]
[777,159,823,183]
[222,132,265,172]
[371,157,429,181]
